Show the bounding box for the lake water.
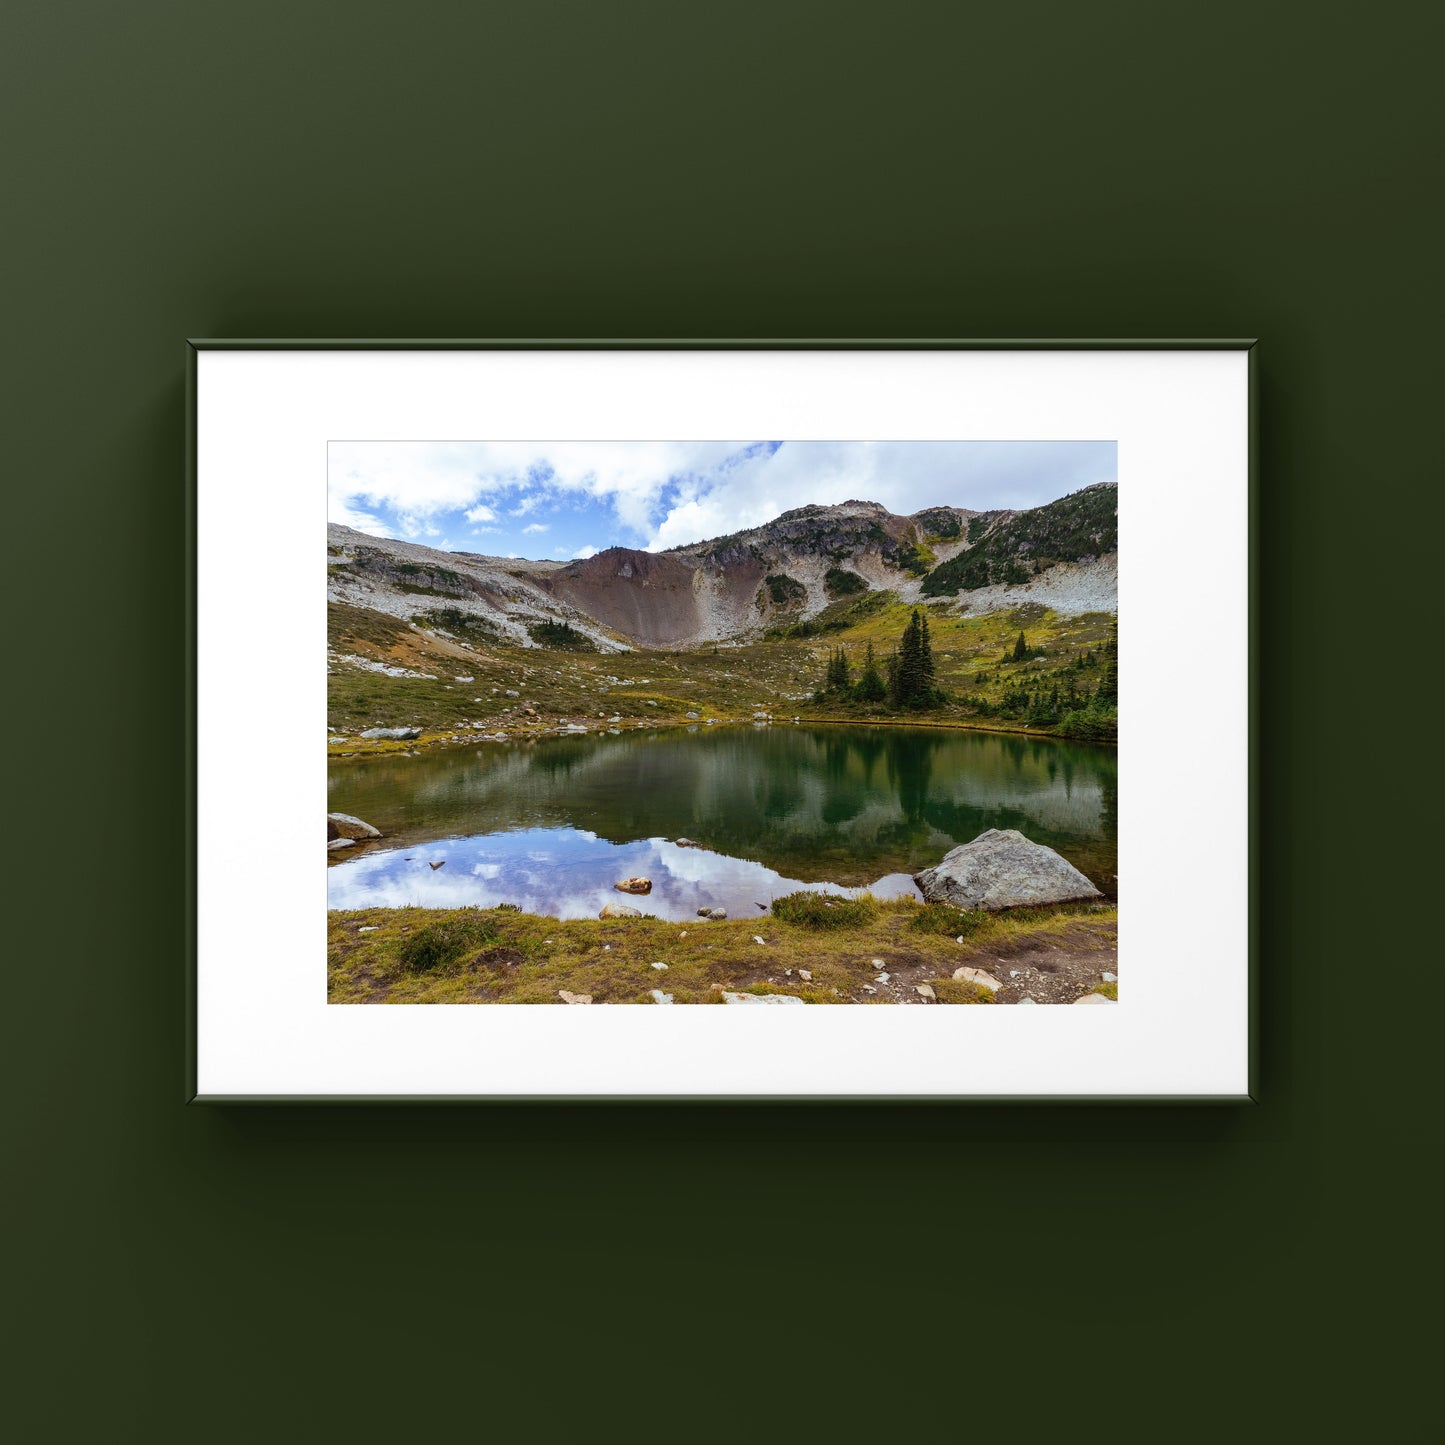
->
[327,724,1116,920]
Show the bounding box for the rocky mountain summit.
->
[326,484,1116,652]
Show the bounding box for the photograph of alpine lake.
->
[327,441,1118,1006]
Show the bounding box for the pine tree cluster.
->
[815,608,944,710]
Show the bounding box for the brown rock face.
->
[544,548,709,646]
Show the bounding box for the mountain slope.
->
[326,486,1116,654]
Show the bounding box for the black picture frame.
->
[185,338,1258,1105]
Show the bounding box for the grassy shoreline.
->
[328,896,1119,1006]
[328,708,1118,760]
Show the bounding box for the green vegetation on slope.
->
[764,573,807,606]
[328,592,1118,745]
[920,484,1117,595]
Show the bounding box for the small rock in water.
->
[650,989,674,1005]
[558,991,592,1005]
[614,877,652,894]
[429,861,445,870]
[327,838,358,852]
[329,812,383,840]
[651,961,669,971]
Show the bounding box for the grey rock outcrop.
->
[599,902,641,920]
[359,727,421,740]
[914,829,1102,911]
[328,812,382,840]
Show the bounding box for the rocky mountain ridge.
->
[326,484,1116,652]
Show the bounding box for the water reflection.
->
[327,724,1117,912]
[327,827,921,920]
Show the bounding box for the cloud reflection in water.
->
[327,827,920,919]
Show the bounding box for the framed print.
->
[187,341,1255,1101]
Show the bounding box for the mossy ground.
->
[327,597,1116,753]
[328,896,1118,1005]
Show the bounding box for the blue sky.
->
[327,440,1117,560]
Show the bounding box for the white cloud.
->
[572,544,599,559]
[328,497,392,536]
[328,440,1115,554]
[522,522,548,534]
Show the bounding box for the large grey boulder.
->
[359,727,421,740]
[914,829,1102,911]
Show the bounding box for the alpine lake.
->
[327,723,1117,921]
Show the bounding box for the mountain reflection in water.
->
[327,723,1116,918]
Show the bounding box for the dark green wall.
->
[6,2,1433,1437]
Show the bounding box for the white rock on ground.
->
[599,903,641,919]
[953,966,1001,991]
[1074,993,1116,1005]
[721,991,805,1006]
[558,991,593,1005]
[650,990,674,1005]
[914,829,1102,911]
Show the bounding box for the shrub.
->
[909,902,987,937]
[529,620,594,651]
[771,891,878,929]
[1057,705,1118,742]
[931,979,996,1004]
[397,916,497,972]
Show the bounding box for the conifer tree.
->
[824,645,852,694]
[1012,630,1028,662]
[855,640,887,702]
